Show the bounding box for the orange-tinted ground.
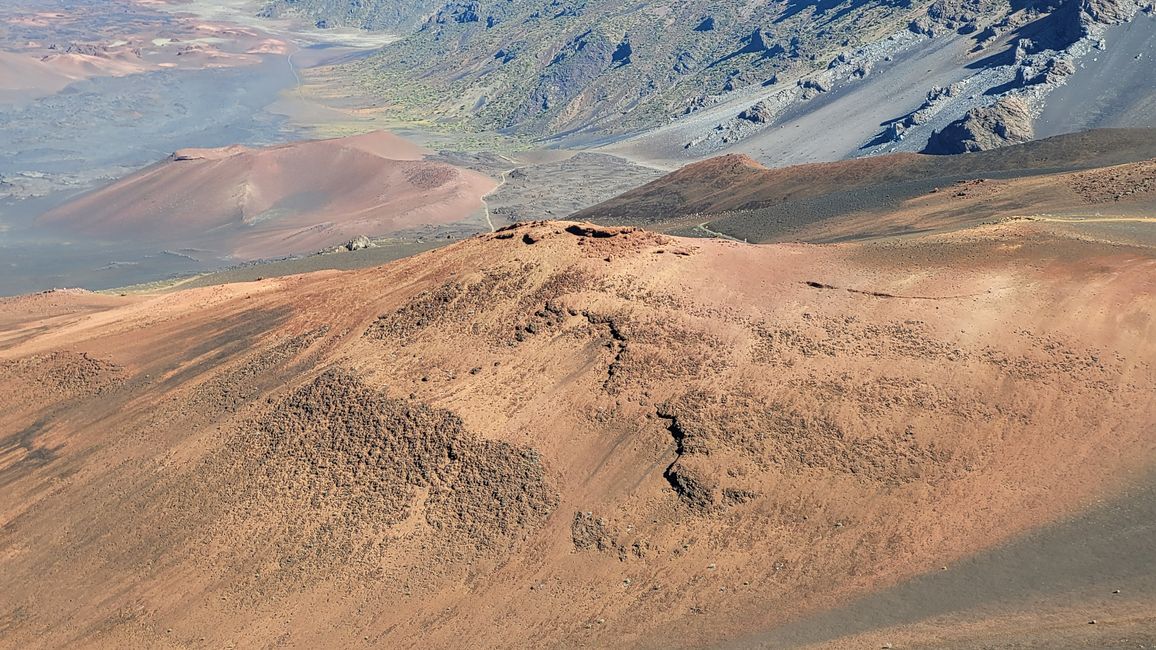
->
[38,131,496,258]
[1,216,1153,648]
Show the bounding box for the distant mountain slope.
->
[292,0,1152,159]
[38,131,495,259]
[341,0,927,138]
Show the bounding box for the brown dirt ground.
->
[1,218,1153,648]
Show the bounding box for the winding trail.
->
[286,50,303,98]
[695,221,745,242]
[1013,215,1156,224]
[480,171,507,233]
[479,160,521,233]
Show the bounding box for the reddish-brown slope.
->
[776,157,1156,243]
[1,220,1154,648]
[582,151,923,219]
[577,129,1156,241]
[38,131,495,258]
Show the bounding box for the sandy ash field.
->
[1,199,1154,647]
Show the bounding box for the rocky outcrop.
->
[883,83,963,143]
[325,235,376,254]
[923,97,1035,154]
[513,30,617,120]
[868,0,1149,156]
[1081,0,1144,25]
[432,2,483,25]
[797,77,832,100]
[738,100,775,124]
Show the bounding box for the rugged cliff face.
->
[915,0,1151,153]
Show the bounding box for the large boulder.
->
[923,97,1035,154]
[738,100,775,124]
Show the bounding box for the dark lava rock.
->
[612,38,633,66]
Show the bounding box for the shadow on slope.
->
[736,473,1156,648]
[576,128,1156,242]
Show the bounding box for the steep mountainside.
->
[299,0,1153,158]
[342,0,931,138]
[2,219,1154,648]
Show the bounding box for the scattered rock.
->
[344,235,374,252]
[239,369,556,552]
[571,512,616,551]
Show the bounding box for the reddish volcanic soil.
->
[38,132,496,258]
[578,129,1156,244]
[782,157,1156,243]
[1,219,1153,648]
